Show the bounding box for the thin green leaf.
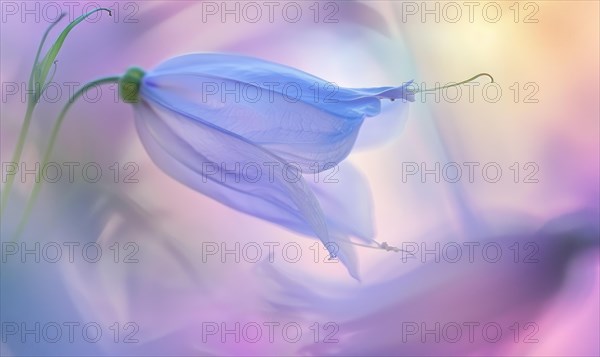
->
[29,12,65,102]
[36,8,112,91]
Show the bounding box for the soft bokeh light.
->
[1,1,598,356]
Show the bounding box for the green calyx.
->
[119,67,146,103]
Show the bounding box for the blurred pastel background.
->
[1,1,598,356]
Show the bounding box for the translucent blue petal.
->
[309,163,375,242]
[134,100,360,279]
[141,53,413,171]
[354,97,411,149]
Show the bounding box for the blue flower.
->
[121,53,415,278]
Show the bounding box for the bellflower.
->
[118,53,416,277]
[16,29,491,276]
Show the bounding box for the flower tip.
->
[98,7,113,16]
[379,242,394,252]
[56,12,66,23]
[479,72,494,84]
[391,92,415,102]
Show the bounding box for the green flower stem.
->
[1,103,35,217]
[1,9,112,219]
[0,16,66,218]
[13,76,120,241]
